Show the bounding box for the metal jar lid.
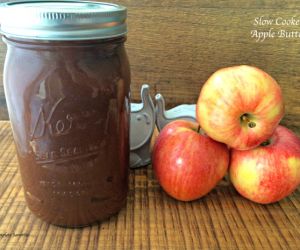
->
[0,0,127,40]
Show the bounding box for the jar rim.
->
[0,0,127,41]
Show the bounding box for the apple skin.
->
[196,65,284,150]
[152,120,229,201]
[229,125,300,204]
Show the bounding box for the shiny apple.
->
[152,120,229,201]
[197,65,284,150]
[230,125,300,204]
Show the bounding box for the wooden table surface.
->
[0,121,299,250]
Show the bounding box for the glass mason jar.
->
[0,1,130,227]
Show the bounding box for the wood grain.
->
[0,120,299,249]
[0,0,299,133]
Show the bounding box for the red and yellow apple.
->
[229,125,300,204]
[152,120,229,201]
[196,65,285,150]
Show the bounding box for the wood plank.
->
[0,121,299,249]
[3,0,300,8]
[0,0,299,134]
[113,0,300,9]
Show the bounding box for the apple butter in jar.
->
[0,1,130,227]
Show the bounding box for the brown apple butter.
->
[1,1,130,227]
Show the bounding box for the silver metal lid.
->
[0,0,127,40]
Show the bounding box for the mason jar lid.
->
[0,0,127,41]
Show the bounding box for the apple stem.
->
[241,114,250,123]
[241,114,256,128]
[248,122,256,128]
[261,140,270,146]
[197,125,201,133]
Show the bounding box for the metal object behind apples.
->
[155,94,196,131]
[129,84,197,168]
[130,84,155,168]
